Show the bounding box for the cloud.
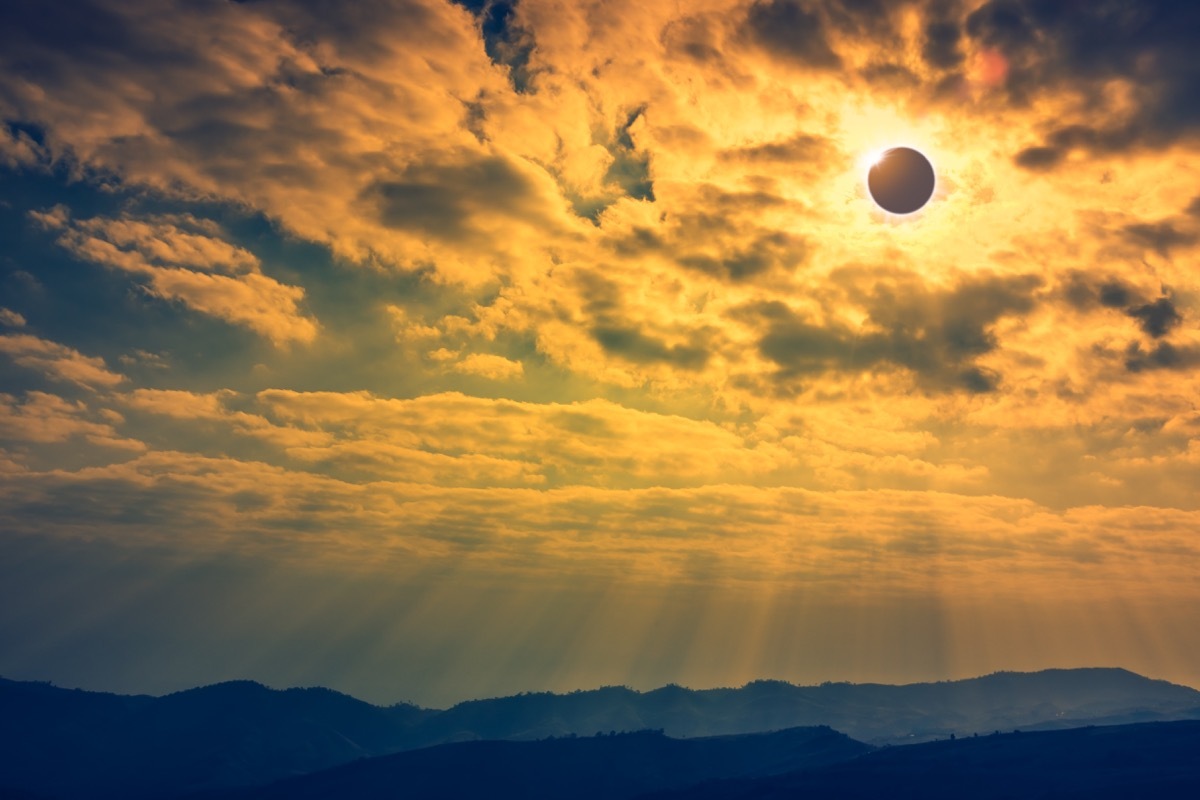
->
[7,0,1200,703]
[121,388,332,449]
[1127,298,1183,339]
[450,353,525,380]
[473,0,539,92]
[27,204,70,230]
[962,0,1200,166]
[0,333,125,388]
[718,132,838,166]
[286,439,544,486]
[0,123,47,169]
[1013,145,1064,171]
[385,305,442,341]
[0,308,26,327]
[742,1,843,70]
[0,391,141,450]
[42,211,318,345]
[753,271,1043,393]
[257,389,793,488]
[2,2,1193,408]
[608,184,814,283]
[1056,272,1186,343]
[367,153,568,244]
[1123,221,1198,257]
[922,5,964,70]
[0,2,1198,575]
[1124,341,1200,374]
[117,349,170,370]
[2,444,1198,599]
[123,388,230,419]
[71,214,258,273]
[0,0,588,286]
[591,325,710,371]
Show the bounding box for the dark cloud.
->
[1060,272,1138,311]
[719,133,836,165]
[1127,297,1182,339]
[1,0,284,157]
[1124,341,1200,373]
[571,268,711,370]
[477,1,537,93]
[830,0,897,30]
[964,0,1036,53]
[1013,146,1064,171]
[968,1,1200,166]
[743,0,842,69]
[1123,222,1197,257]
[449,0,489,14]
[591,325,710,370]
[823,0,908,39]
[677,230,807,282]
[860,62,920,89]
[752,312,866,376]
[610,186,807,282]
[274,1,443,56]
[0,1,153,78]
[608,226,664,258]
[660,14,725,64]
[560,107,655,222]
[1013,125,1141,171]
[923,10,963,69]
[603,107,655,204]
[1058,273,1183,341]
[754,272,1042,393]
[369,154,549,239]
[573,268,623,317]
[928,72,968,102]
[1097,282,1134,309]
[1058,274,1094,310]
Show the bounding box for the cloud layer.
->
[2,0,1200,699]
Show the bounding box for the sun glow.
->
[861,147,887,172]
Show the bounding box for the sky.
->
[2,0,1200,707]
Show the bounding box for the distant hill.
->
[406,668,1200,745]
[0,678,430,799]
[2,668,1198,798]
[645,720,1200,799]
[218,726,870,800]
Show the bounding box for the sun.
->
[860,148,888,174]
[863,146,937,216]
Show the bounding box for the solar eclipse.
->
[867,146,936,215]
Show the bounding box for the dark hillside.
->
[224,726,871,800]
[648,720,1200,800]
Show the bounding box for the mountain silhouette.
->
[407,668,1200,745]
[2,668,1198,798]
[644,720,1200,799]
[0,678,428,799]
[216,726,869,800]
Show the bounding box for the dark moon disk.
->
[867,147,935,215]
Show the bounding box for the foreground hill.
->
[219,726,869,800]
[647,720,1200,799]
[2,668,1198,798]
[0,678,429,799]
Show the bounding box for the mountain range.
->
[2,668,1198,798]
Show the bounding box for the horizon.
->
[7,664,1197,710]
[3,1,1200,710]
